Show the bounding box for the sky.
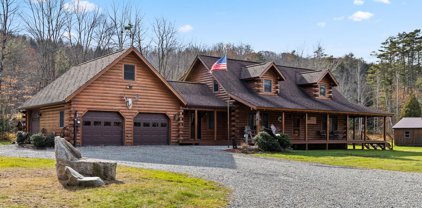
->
[71,0,421,62]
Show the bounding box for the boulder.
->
[64,166,105,187]
[54,137,117,181]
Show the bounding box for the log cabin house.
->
[19,47,393,149]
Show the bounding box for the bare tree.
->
[152,17,178,78]
[108,1,131,50]
[23,0,67,87]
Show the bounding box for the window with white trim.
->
[263,79,272,93]
[319,84,326,97]
[404,131,411,139]
[124,64,135,80]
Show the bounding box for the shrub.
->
[16,131,27,145]
[30,133,47,148]
[275,133,291,149]
[3,132,16,142]
[253,131,282,152]
[45,133,55,148]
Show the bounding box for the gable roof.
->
[186,55,390,116]
[240,62,285,80]
[169,81,226,108]
[296,70,339,86]
[392,117,422,129]
[20,47,186,109]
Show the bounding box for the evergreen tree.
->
[400,94,421,118]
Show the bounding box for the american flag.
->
[210,55,227,72]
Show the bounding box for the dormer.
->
[240,62,285,95]
[296,70,339,99]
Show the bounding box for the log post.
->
[352,117,356,150]
[194,110,198,144]
[214,110,217,141]
[282,112,285,134]
[383,116,386,142]
[326,113,329,150]
[305,113,308,150]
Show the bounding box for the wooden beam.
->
[256,111,261,133]
[326,113,329,150]
[346,115,349,142]
[364,116,368,141]
[214,110,217,141]
[194,110,198,144]
[383,116,386,142]
[282,112,285,134]
[305,113,308,150]
[352,117,356,150]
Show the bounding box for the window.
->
[134,122,141,127]
[322,116,338,132]
[93,121,102,126]
[208,112,215,129]
[293,117,300,136]
[152,122,159,127]
[263,79,272,93]
[213,80,219,92]
[104,121,111,126]
[248,113,257,130]
[83,121,91,126]
[161,123,167,127]
[59,111,64,128]
[114,122,122,127]
[124,64,135,80]
[143,122,150,127]
[261,112,269,129]
[319,84,326,97]
[404,131,411,139]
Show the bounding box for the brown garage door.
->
[134,113,169,145]
[82,111,124,146]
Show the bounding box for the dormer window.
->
[213,80,219,92]
[264,79,272,93]
[124,64,135,80]
[319,84,326,97]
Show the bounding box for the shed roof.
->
[392,117,422,129]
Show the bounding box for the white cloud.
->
[178,24,193,33]
[374,0,391,4]
[353,0,365,5]
[317,22,327,28]
[333,16,345,21]
[349,11,374,21]
[64,0,97,12]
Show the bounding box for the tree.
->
[400,94,421,118]
[152,17,178,78]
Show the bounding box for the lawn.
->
[0,156,229,208]
[0,140,11,145]
[256,146,422,173]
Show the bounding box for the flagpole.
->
[227,98,230,148]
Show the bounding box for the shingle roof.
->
[195,55,389,116]
[392,117,422,129]
[20,50,127,109]
[296,70,339,86]
[169,81,226,108]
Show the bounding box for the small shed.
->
[392,117,422,146]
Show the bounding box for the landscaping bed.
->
[256,146,422,173]
[0,156,229,208]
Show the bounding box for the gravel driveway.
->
[1,144,421,208]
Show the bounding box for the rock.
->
[54,136,117,181]
[71,159,117,181]
[64,166,105,187]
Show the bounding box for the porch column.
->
[346,115,349,142]
[383,116,386,142]
[352,117,356,149]
[281,112,285,134]
[256,111,261,133]
[214,110,217,141]
[194,110,198,144]
[326,113,329,150]
[305,113,308,150]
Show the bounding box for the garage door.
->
[134,113,169,145]
[82,111,124,146]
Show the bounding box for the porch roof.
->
[169,81,227,108]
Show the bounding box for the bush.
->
[16,131,27,145]
[45,133,55,148]
[2,132,16,142]
[275,133,291,149]
[30,133,47,148]
[253,131,282,152]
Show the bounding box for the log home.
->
[19,47,393,149]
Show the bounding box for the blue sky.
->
[82,0,420,62]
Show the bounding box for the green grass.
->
[0,140,11,145]
[0,156,229,208]
[256,146,422,173]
